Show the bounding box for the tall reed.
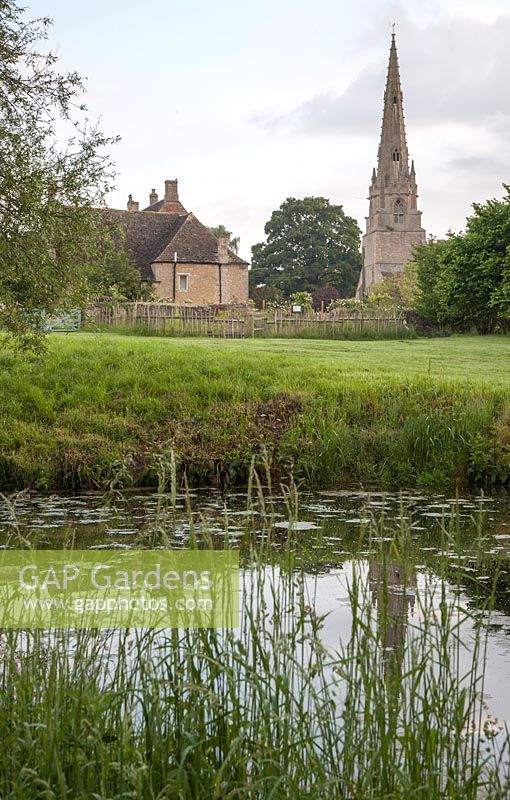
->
[0,484,508,798]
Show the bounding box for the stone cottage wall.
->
[151,262,249,304]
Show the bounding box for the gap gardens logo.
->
[0,550,238,628]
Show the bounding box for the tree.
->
[208,224,240,255]
[413,237,453,322]
[250,283,285,309]
[85,217,144,301]
[250,197,361,298]
[414,188,510,333]
[0,0,116,348]
[367,261,420,309]
[312,285,340,311]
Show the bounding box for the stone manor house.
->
[356,34,426,298]
[109,179,249,303]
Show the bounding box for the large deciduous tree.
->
[0,0,117,348]
[414,187,510,333]
[250,197,361,298]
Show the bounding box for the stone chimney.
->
[165,179,179,203]
[160,179,186,213]
[149,189,158,207]
[127,194,139,212]
[217,235,229,263]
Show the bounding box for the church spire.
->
[377,32,409,179]
[355,32,426,300]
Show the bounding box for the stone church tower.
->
[356,34,426,299]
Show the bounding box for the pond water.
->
[1,488,510,726]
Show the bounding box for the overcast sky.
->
[28,0,510,260]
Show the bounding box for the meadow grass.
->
[0,333,509,491]
[0,485,508,799]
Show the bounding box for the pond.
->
[2,487,510,729]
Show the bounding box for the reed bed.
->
[0,483,508,799]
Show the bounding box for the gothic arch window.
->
[393,198,405,223]
[392,148,400,162]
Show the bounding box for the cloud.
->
[447,156,510,174]
[252,69,381,135]
[252,10,510,137]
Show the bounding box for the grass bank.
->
[0,333,509,491]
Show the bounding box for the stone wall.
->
[361,228,426,289]
[222,263,249,303]
[151,262,249,304]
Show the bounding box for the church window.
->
[392,149,400,162]
[393,199,405,223]
[393,95,397,105]
[178,273,189,292]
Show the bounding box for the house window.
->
[178,273,189,292]
[393,198,405,223]
[392,149,400,162]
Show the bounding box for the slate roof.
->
[103,209,248,282]
[153,214,248,266]
[226,250,249,265]
[142,198,187,214]
[142,199,165,212]
[104,209,187,281]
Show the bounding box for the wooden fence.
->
[262,310,404,336]
[86,303,407,339]
[88,303,247,337]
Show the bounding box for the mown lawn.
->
[0,333,509,491]
[108,333,509,386]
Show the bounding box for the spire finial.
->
[392,22,396,38]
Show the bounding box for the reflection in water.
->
[1,489,510,722]
[369,561,416,672]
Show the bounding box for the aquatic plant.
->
[0,486,508,798]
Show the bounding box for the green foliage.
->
[0,0,117,349]
[208,224,240,254]
[250,283,285,309]
[366,287,394,307]
[0,499,508,798]
[85,216,145,301]
[369,261,420,309]
[250,197,362,298]
[0,334,509,491]
[327,297,360,311]
[290,290,313,310]
[263,321,415,341]
[312,284,340,310]
[414,188,510,332]
[328,293,399,311]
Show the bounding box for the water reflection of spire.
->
[369,561,416,671]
